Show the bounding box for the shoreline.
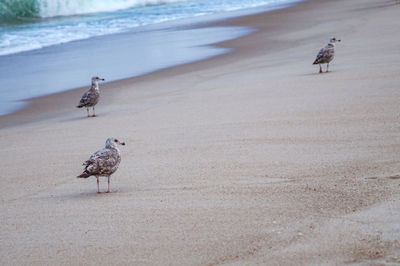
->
[0,0,307,129]
[0,0,300,120]
[0,25,250,117]
[1,0,400,264]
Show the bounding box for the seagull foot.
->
[96,190,113,194]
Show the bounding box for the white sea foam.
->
[37,0,187,18]
[0,0,301,56]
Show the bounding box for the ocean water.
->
[0,0,301,116]
[0,0,300,56]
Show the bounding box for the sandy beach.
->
[1,0,400,264]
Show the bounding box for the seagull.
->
[77,76,104,117]
[313,37,341,73]
[77,137,125,193]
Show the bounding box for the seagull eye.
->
[114,139,118,142]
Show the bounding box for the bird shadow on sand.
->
[59,116,93,123]
[302,71,334,76]
[59,114,105,123]
[45,187,133,201]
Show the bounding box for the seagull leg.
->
[326,63,329,73]
[86,108,90,117]
[97,177,101,193]
[92,106,96,117]
[106,176,111,193]
[319,64,323,73]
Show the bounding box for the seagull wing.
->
[313,45,334,64]
[83,148,119,176]
[77,89,98,107]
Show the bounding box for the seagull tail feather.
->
[77,171,91,178]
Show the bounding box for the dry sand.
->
[1,0,400,265]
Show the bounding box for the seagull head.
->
[329,37,341,44]
[91,76,105,84]
[106,137,126,149]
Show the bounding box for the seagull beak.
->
[101,78,105,81]
[337,39,341,42]
[120,141,126,146]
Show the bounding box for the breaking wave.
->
[0,0,301,56]
[0,0,186,22]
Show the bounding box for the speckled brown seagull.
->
[77,76,104,117]
[313,37,341,73]
[77,137,125,193]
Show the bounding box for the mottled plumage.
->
[77,76,104,117]
[77,137,125,193]
[313,37,341,73]
[314,45,335,64]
